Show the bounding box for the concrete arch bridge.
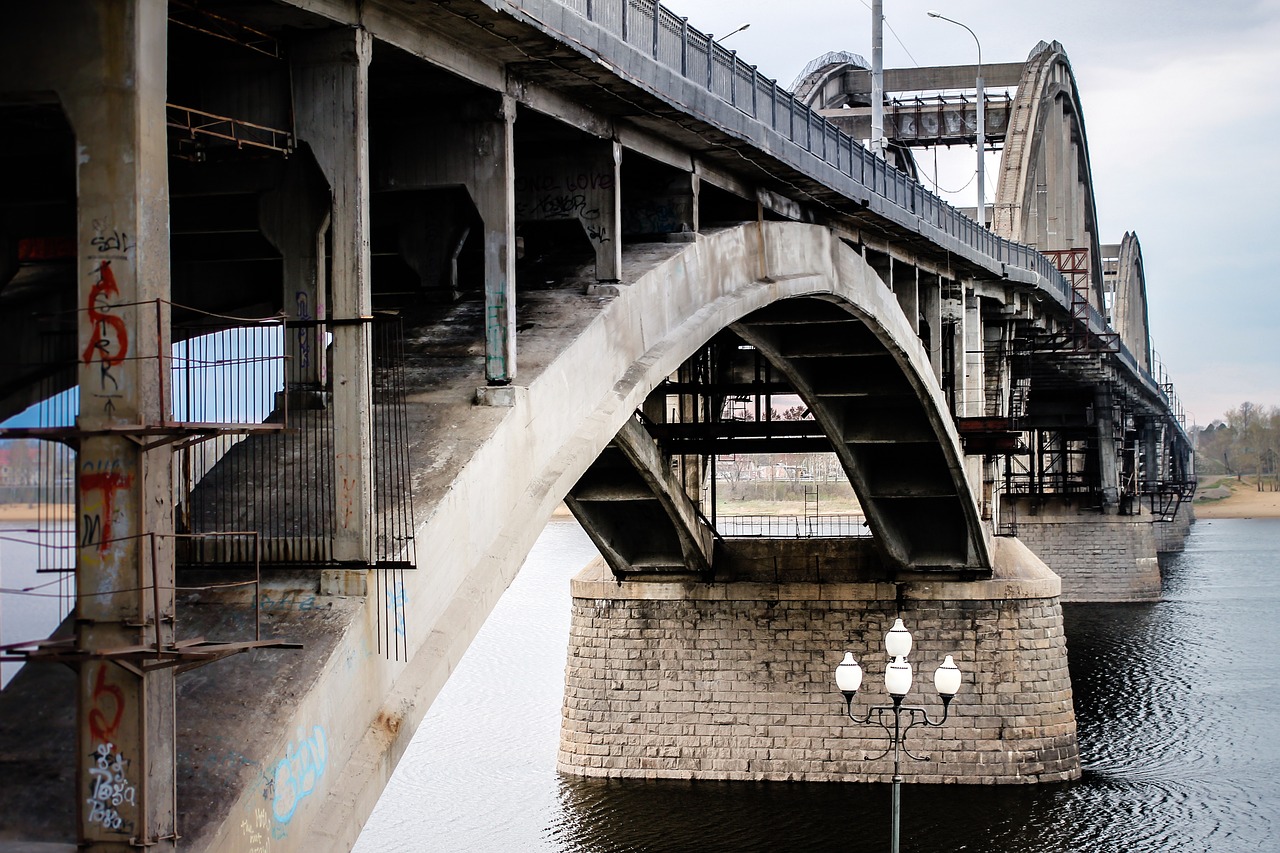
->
[0,2,1192,851]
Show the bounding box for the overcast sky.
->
[664,0,1280,426]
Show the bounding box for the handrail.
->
[511,0,1180,426]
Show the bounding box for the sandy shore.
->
[0,504,73,523]
[1193,476,1280,519]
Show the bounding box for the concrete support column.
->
[962,286,984,418]
[894,261,919,335]
[983,319,1010,418]
[690,173,702,234]
[940,281,964,414]
[292,27,374,562]
[599,141,623,280]
[1142,418,1160,489]
[1094,389,1120,508]
[62,0,176,847]
[259,153,331,398]
[919,271,942,383]
[475,95,518,384]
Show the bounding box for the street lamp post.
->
[835,618,963,853]
[927,11,985,227]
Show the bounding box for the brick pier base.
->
[1005,498,1162,602]
[1154,499,1194,554]
[559,537,1079,784]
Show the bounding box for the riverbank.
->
[8,476,1272,526]
[1193,474,1280,518]
[0,504,72,523]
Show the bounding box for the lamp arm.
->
[903,697,952,730]
[893,700,953,761]
[844,703,899,761]
[843,694,882,726]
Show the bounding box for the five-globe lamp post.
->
[835,618,962,853]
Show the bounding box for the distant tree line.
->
[1195,402,1280,479]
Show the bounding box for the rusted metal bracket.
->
[1,636,303,675]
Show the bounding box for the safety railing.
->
[717,514,871,539]
[518,0,1179,416]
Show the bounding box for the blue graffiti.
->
[270,725,327,824]
[387,582,408,637]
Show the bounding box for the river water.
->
[354,517,1280,853]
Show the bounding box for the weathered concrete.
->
[293,28,375,563]
[559,536,1078,783]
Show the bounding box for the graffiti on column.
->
[82,260,129,415]
[514,171,614,244]
[82,220,136,419]
[85,742,137,834]
[79,462,134,553]
[485,301,508,379]
[240,806,275,852]
[87,663,125,744]
[295,290,312,371]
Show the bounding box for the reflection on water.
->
[356,518,1280,852]
[0,522,73,687]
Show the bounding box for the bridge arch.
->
[1109,232,1152,372]
[992,41,1106,310]
[427,222,990,621]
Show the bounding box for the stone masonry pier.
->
[560,536,1079,784]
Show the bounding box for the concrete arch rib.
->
[733,297,984,570]
[1110,232,1152,373]
[993,41,1106,311]
[420,221,989,598]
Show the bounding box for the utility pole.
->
[870,0,885,157]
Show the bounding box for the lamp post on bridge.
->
[927,11,985,228]
[835,618,963,853]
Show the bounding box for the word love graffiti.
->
[270,725,328,824]
[86,742,136,834]
[514,171,614,194]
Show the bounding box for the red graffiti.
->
[88,663,125,744]
[80,470,133,553]
[82,260,129,369]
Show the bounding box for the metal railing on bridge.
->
[717,513,871,539]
